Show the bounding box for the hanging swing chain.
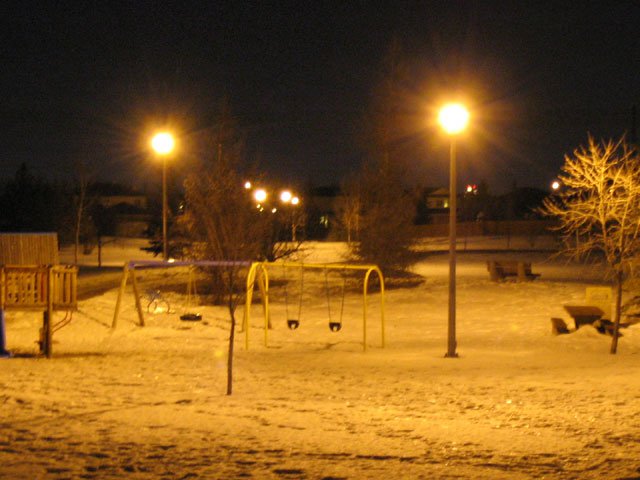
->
[324,268,332,322]
[283,264,290,320]
[297,266,304,321]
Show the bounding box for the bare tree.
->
[540,136,640,353]
[336,177,361,245]
[72,160,94,265]
[347,160,417,275]
[180,155,274,394]
[344,40,417,275]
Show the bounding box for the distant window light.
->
[320,215,330,228]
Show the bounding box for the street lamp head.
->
[551,180,561,191]
[291,196,300,206]
[280,190,292,203]
[254,188,267,203]
[151,132,175,155]
[438,103,469,135]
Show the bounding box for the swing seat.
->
[287,319,300,330]
[329,321,342,332]
[180,313,202,321]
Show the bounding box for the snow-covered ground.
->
[3,239,640,479]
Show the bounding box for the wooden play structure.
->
[0,233,78,357]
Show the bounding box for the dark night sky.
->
[1,1,638,193]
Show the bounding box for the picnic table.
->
[563,305,604,328]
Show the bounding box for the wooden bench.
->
[487,260,540,282]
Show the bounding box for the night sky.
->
[2,1,638,193]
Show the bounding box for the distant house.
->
[96,194,151,238]
[97,195,148,211]
[424,187,451,224]
[305,186,342,239]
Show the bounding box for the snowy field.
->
[3,239,640,479]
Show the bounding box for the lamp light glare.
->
[438,103,469,135]
[280,190,292,203]
[254,189,267,203]
[151,132,175,155]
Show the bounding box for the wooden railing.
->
[0,265,78,358]
[0,265,77,311]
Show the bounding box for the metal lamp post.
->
[438,103,469,358]
[151,132,175,262]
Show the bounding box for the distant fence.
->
[414,220,558,238]
[0,233,59,265]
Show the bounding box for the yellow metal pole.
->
[130,268,145,327]
[244,263,257,350]
[375,266,386,348]
[257,264,270,346]
[111,263,129,329]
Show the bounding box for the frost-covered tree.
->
[541,136,640,353]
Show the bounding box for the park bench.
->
[487,260,540,282]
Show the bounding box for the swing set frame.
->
[243,262,385,351]
[110,259,384,353]
[111,260,269,329]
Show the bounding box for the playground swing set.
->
[111,259,260,328]
[243,261,385,352]
[282,265,348,333]
[109,259,384,352]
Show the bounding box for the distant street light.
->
[551,180,561,191]
[254,188,267,204]
[438,102,470,358]
[151,132,175,261]
[280,190,292,203]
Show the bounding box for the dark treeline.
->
[0,163,143,245]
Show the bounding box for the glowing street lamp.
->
[438,102,469,358]
[551,180,561,191]
[151,131,175,261]
[254,188,267,203]
[280,190,292,203]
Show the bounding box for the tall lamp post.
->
[279,190,300,241]
[151,132,175,261]
[438,103,469,358]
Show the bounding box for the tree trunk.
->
[610,270,623,354]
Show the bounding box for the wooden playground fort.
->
[0,233,78,358]
[111,260,386,352]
